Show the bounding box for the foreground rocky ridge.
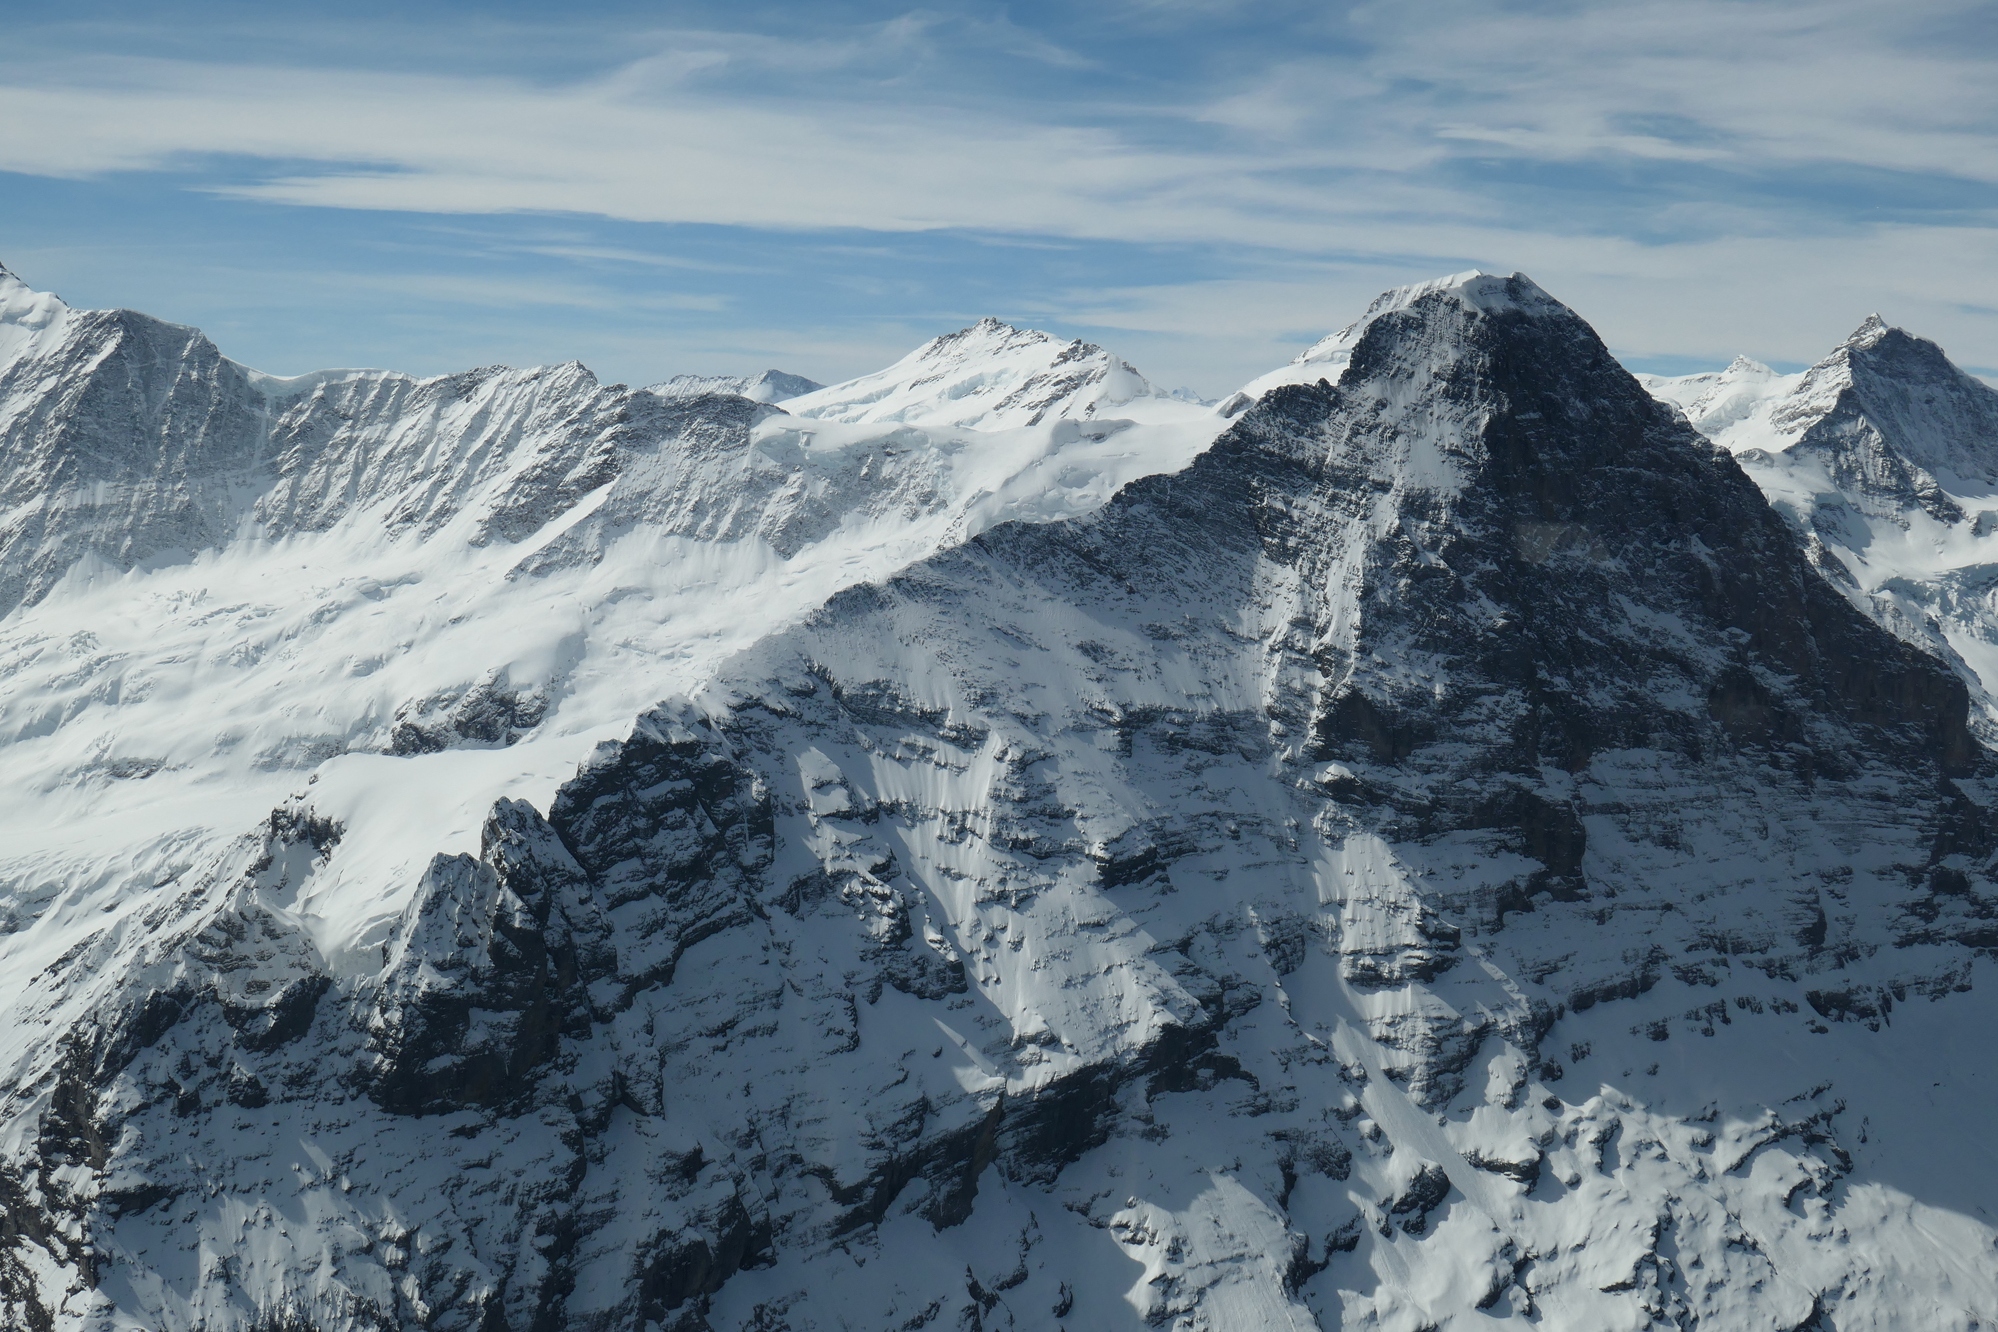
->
[1,272,1994,1330]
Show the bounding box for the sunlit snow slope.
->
[782,316,1184,430]
[649,370,823,404]
[0,260,1222,968]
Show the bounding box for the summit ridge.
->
[782,315,1183,430]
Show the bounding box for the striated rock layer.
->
[2,272,1997,1330]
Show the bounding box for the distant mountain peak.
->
[648,368,824,404]
[1769,314,1998,506]
[781,317,1189,430]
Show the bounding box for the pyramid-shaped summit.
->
[1771,311,1998,506]
[1217,269,1971,780]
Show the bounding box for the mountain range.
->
[0,262,1994,1331]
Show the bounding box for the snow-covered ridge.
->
[648,368,823,403]
[783,315,1185,429]
[0,261,1225,971]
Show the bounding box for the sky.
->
[3,0,1996,396]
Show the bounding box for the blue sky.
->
[4,0,1996,394]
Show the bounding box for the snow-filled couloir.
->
[2,267,1996,1331]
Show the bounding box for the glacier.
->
[0,263,1995,1331]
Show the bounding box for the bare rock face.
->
[4,272,1998,1330]
[361,799,613,1116]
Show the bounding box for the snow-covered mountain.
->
[649,370,823,404]
[2,265,1997,1331]
[782,316,1182,430]
[1215,270,1508,417]
[1636,355,1788,439]
[0,263,1227,1330]
[0,265,1222,963]
[1643,315,1998,746]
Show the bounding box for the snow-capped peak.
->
[648,368,824,404]
[0,262,72,368]
[1846,312,1892,346]
[1637,354,1785,438]
[1218,270,1556,414]
[781,316,1180,430]
[1768,314,1998,493]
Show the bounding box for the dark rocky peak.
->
[1772,313,1998,511]
[1201,270,1974,784]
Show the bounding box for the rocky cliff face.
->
[4,272,1995,1331]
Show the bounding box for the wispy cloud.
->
[5,2,1992,244]
[0,2,1993,392]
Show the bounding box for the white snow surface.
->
[647,369,823,403]
[0,263,73,366]
[782,316,1189,430]
[1637,355,1798,444]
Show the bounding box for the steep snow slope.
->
[7,271,1995,1331]
[1644,317,1998,741]
[782,317,1182,429]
